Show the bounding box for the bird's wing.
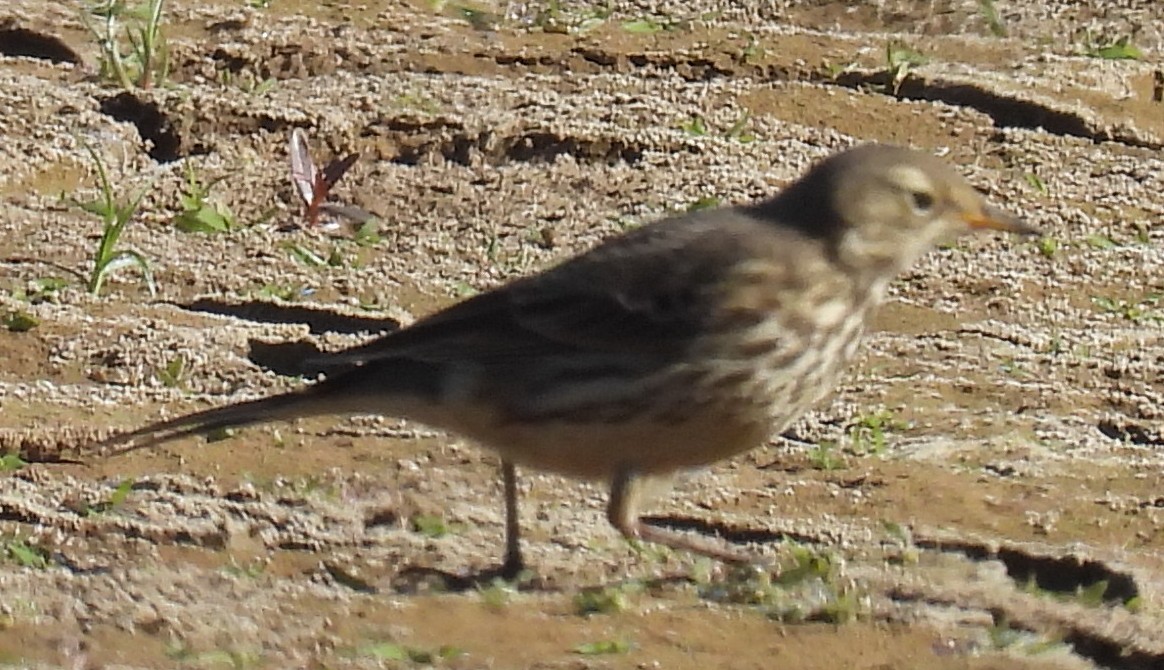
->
[316,210,776,366]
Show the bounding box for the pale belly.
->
[461,407,774,479]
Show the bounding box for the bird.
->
[97,143,1037,578]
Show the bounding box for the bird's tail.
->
[99,358,443,457]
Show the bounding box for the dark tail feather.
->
[99,390,325,457]
[99,358,443,458]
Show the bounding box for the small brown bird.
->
[100,144,1036,575]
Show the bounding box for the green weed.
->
[67,144,156,297]
[573,639,632,655]
[3,310,38,332]
[976,0,1007,37]
[885,41,927,95]
[80,0,170,89]
[173,161,236,234]
[1083,33,1143,60]
[2,536,51,570]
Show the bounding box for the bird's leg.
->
[500,459,525,579]
[607,468,753,564]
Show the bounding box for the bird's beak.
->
[962,204,1040,236]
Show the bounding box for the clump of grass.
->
[66,144,156,297]
[80,0,170,89]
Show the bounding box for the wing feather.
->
[313,209,785,367]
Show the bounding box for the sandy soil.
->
[1,0,1163,668]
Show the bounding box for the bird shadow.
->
[641,515,823,548]
[170,298,403,377]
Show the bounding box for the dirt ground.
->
[1,0,1163,668]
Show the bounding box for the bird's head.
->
[763,144,1037,278]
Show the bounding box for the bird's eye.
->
[908,190,935,215]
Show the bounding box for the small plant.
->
[253,282,306,302]
[3,310,38,332]
[679,115,708,136]
[1083,33,1143,60]
[1091,294,1162,323]
[622,17,668,34]
[1084,233,1117,249]
[976,0,1007,37]
[85,477,135,515]
[723,110,756,143]
[165,644,262,669]
[2,536,51,570]
[409,513,461,538]
[807,440,845,471]
[739,33,764,63]
[282,241,347,268]
[1035,236,1058,259]
[288,128,366,228]
[679,112,756,142]
[882,520,919,565]
[217,69,277,96]
[0,453,28,472]
[846,409,907,456]
[223,557,267,579]
[686,196,721,212]
[430,1,511,30]
[477,577,517,611]
[14,277,69,304]
[155,354,187,389]
[509,0,609,34]
[621,11,715,33]
[79,0,170,89]
[1023,172,1047,194]
[573,639,632,655]
[173,160,236,234]
[573,583,638,615]
[698,546,863,623]
[68,144,156,297]
[885,41,927,95]
[351,640,465,663]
